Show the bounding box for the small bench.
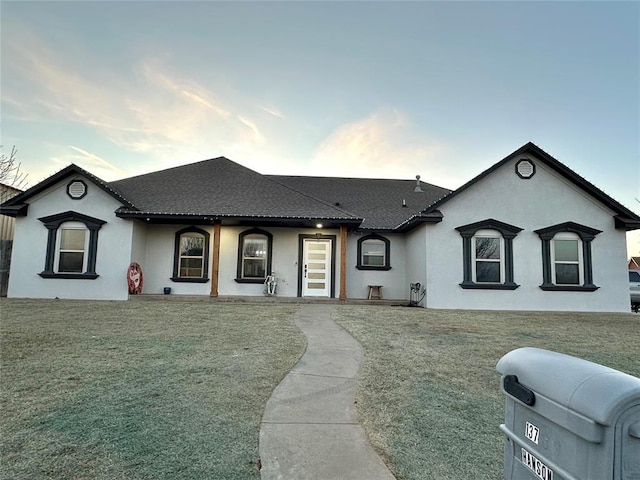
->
[367,285,383,300]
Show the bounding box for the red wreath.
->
[127,262,144,294]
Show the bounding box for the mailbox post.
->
[496,347,640,480]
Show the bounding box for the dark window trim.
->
[235,228,273,283]
[356,234,391,270]
[38,211,106,279]
[534,221,601,292]
[456,219,522,290]
[171,226,211,283]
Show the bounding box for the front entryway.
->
[301,238,332,297]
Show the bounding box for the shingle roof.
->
[111,157,361,222]
[268,175,451,230]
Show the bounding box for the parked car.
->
[630,270,640,313]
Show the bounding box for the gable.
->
[0,164,135,217]
[411,143,639,231]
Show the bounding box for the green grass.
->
[0,299,306,480]
[333,307,640,480]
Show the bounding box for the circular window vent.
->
[516,159,535,179]
[67,180,87,199]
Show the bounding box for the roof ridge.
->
[268,174,449,191]
[262,175,363,219]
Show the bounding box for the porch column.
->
[210,222,221,297]
[339,225,347,300]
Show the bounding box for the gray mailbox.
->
[496,347,640,480]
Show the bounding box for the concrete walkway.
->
[259,305,396,480]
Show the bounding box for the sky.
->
[1,1,639,255]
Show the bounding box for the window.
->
[38,211,106,279]
[356,234,391,270]
[473,233,503,283]
[551,234,581,285]
[171,227,210,282]
[456,219,522,290]
[535,222,601,291]
[56,224,88,273]
[236,229,272,283]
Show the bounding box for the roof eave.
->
[0,203,28,217]
[615,216,640,231]
[115,210,363,227]
[396,210,444,232]
[2,164,137,210]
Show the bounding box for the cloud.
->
[67,146,128,177]
[309,109,456,186]
[2,26,280,174]
[260,105,285,119]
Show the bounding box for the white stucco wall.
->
[139,224,215,296]
[406,225,428,306]
[8,175,133,300]
[424,154,630,312]
[345,232,408,300]
[216,226,344,297]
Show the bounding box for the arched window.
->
[172,227,210,282]
[535,222,601,291]
[38,211,106,279]
[456,219,522,290]
[356,234,391,270]
[236,229,272,282]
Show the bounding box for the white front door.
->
[302,238,332,297]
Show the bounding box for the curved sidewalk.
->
[259,305,396,480]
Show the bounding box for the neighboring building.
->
[1,142,639,311]
[0,183,23,296]
[629,257,640,270]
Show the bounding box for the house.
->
[2,142,638,312]
[629,257,640,270]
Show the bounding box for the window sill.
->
[460,281,519,290]
[539,284,599,292]
[235,278,266,284]
[170,277,209,283]
[356,265,392,271]
[39,272,99,280]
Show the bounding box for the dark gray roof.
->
[111,157,361,222]
[269,175,451,230]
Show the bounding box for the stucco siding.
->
[216,226,343,298]
[139,224,214,296]
[8,175,132,300]
[424,154,630,312]
[346,232,407,300]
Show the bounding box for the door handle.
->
[304,264,308,278]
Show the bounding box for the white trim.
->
[53,221,89,273]
[551,232,583,285]
[472,229,504,284]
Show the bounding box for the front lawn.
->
[0,299,306,480]
[334,307,640,480]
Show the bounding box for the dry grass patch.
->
[1,299,306,480]
[334,307,639,480]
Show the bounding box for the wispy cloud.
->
[260,105,285,119]
[309,109,457,186]
[67,146,128,177]
[2,26,281,175]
